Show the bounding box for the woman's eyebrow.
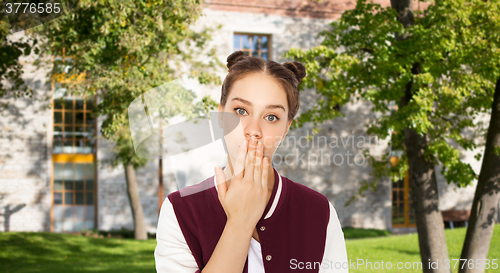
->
[266,104,286,112]
[231,97,286,112]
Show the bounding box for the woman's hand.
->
[202,138,269,273]
[214,137,270,228]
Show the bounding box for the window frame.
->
[50,55,98,233]
[390,156,416,228]
[233,32,272,61]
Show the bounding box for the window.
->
[233,33,271,61]
[390,159,416,228]
[51,56,97,233]
[53,77,95,154]
[52,162,96,232]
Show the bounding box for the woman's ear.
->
[281,120,292,141]
[218,104,223,128]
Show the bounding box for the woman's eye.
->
[266,115,280,122]
[235,108,247,115]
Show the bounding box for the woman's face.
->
[218,72,292,168]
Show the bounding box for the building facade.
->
[0,0,489,234]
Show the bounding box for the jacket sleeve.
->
[319,201,349,273]
[154,197,201,273]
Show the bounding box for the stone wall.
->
[201,0,430,20]
[95,114,165,233]
[436,112,490,212]
[0,32,53,232]
[0,5,491,233]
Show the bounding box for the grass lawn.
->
[346,224,500,273]
[0,232,156,273]
[0,224,498,272]
[342,227,391,239]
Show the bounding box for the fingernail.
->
[251,137,257,145]
[263,157,268,164]
[214,167,220,174]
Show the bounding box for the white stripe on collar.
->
[264,173,282,219]
[214,169,282,220]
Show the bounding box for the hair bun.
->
[283,62,306,85]
[227,51,249,71]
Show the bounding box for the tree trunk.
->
[400,63,451,273]
[124,163,148,240]
[459,78,500,273]
[391,0,451,271]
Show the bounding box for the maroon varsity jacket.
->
[165,168,341,272]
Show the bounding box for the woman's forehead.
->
[228,74,288,108]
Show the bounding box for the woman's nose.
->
[244,120,262,140]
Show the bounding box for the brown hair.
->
[220,51,306,121]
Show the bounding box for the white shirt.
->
[155,171,348,272]
[248,237,265,273]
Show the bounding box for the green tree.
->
[0,13,37,102]
[447,1,500,272]
[36,0,222,239]
[284,0,499,271]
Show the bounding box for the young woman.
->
[155,51,348,273]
